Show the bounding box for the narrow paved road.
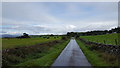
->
[52,38,92,66]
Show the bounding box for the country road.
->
[51,38,92,66]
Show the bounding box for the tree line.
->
[16,27,120,38]
[67,27,120,37]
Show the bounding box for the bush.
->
[61,36,67,40]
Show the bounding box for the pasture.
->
[2,36,61,49]
[80,33,120,45]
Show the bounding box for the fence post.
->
[115,39,117,45]
[104,40,106,44]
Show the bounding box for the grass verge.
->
[14,40,69,67]
[76,39,112,66]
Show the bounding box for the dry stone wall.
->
[79,38,120,55]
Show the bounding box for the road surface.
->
[51,38,92,66]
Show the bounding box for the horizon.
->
[1,27,118,36]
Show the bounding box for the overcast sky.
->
[1,2,118,35]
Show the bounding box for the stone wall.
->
[79,38,120,55]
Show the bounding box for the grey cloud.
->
[2,2,118,35]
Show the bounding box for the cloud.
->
[66,25,76,32]
[2,2,118,35]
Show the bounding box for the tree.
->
[16,33,30,38]
[23,33,30,38]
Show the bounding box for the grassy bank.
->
[2,37,61,49]
[2,37,69,67]
[15,40,69,67]
[80,33,120,45]
[76,39,119,66]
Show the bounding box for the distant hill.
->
[1,34,20,38]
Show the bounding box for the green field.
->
[2,36,69,66]
[80,33,120,45]
[2,37,61,49]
